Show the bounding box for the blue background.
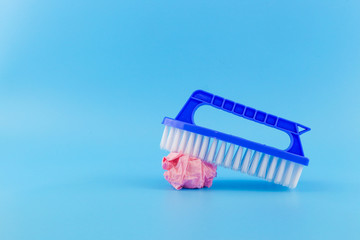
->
[1,1,359,239]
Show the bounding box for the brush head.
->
[160,125,304,189]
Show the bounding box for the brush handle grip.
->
[175,90,310,156]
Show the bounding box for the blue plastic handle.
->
[175,90,310,157]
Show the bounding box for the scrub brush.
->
[160,90,310,189]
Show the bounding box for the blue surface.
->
[0,1,360,239]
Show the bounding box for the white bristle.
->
[257,154,270,178]
[266,157,278,181]
[206,139,218,163]
[160,125,169,149]
[165,127,175,150]
[170,128,182,152]
[198,136,209,159]
[289,164,303,189]
[178,130,189,153]
[224,144,235,168]
[215,141,226,165]
[240,149,252,173]
[282,162,295,187]
[248,151,261,175]
[232,146,243,170]
[184,132,195,155]
[192,134,202,158]
[274,159,286,184]
[160,125,305,189]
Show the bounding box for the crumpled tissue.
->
[162,152,217,190]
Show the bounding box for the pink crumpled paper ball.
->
[162,152,217,190]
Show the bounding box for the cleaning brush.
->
[160,90,311,189]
